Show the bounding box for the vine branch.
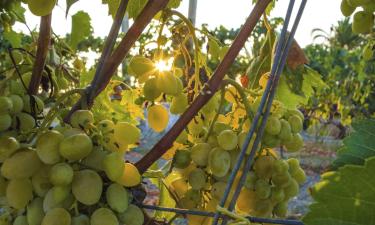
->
[28,14,52,95]
[135,0,273,174]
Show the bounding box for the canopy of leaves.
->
[303,156,375,225]
[332,119,375,169]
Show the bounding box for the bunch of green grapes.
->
[340,0,375,34]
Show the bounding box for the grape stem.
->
[28,14,52,95]
[135,0,273,174]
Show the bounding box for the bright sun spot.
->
[155,58,174,72]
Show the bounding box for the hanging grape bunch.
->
[340,0,375,34]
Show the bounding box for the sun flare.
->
[154,58,174,72]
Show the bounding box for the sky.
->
[14,0,344,47]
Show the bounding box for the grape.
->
[278,119,292,141]
[35,130,63,164]
[12,113,36,133]
[106,183,129,213]
[213,122,231,134]
[0,136,20,162]
[27,0,56,16]
[102,152,124,181]
[270,187,285,203]
[236,188,257,214]
[0,96,13,114]
[265,116,281,135]
[341,0,356,16]
[182,189,201,207]
[156,71,178,95]
[274,201,288,217]
[9,95,23,114]
[254,155,275,179]
[171,178,189,198]
[51,186,70,204]
[62,127,84,138]
[291,168,306,184]
[288,115,303,133]
[188,117,204,136]
[284,133,303,152]
[147,104,169,132]
[211,182,227,200]
[72,170,103,205]
[22,95,44,114]
[286,109,304,121]
[217,130,238,151]
[207,135,218,147]
[353,10,374,34]
[188,168,206,190]
[43,188,65,212]
[6,179,33,209]
[255,179,271,199]
[287,158,300,173]
[0,176,7,197]
[262,133,281,148]
[70,110,94,129]
[271,172,291,188]
[1,150,42,179]
[273,160,289,174]
[116,163,141,187]
[59,133,93,161]
[41,208,71,225]
[129,56,154,78]
[113,122,140,146]
[118,204,144,225]
[32,165,52,197]
[71,215,90,225]
[208,148,231,177]
[244,171,257,190]
[283,179,299,199]
[173,149,191,169]
[14,216,28,225]
[143,77,161,101]
[49,163,73,186]
[81,147,107,171]
[170,93,188,115]
[27,197,44,225]
[190,143,211,166]
[253,199,273,217]
[97,120,114,134]
[0,114,12,132]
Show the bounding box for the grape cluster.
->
[340,0,375,34]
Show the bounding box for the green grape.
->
[288,115,303,133]
[273,160,289,174]
[265,116,281,135]
[72,170,103,205]
[128,55,154,78]
[179,196,197,209]
[81,147,106,171]
[175,77,184,94]
[22,95,44,114]
[363,2,375,12]
[0,96,13,114]
[170,93,188,115]
[143,77,161,101]
[49,163,74,186]
[9,95,23,114]
[188,117,204,136]
[102,152,124,181]
[1,150,42,179]
[183,189,201,206]
[170,177,189,198]
[27,197,44,225]
[14,216,28,225]
[188,168,207,190]
[6,179,33,209]
[352,10,374,34]
[61,127,84,138]
[253,199,273,217]
[0,136,20,162]
[70,110,94,129]
[113,122,140,146]
[41,208,71,225]
[286,109,304,121]
[211,182,227,200]
[27,0,57,17]
[32,165,52,197]
[173,149,191,169]
[71,215,90,225]
[283,179,299,199]
[213,122,231,134]
[36,130,64,164]
[190,143,211,166]
[116,163,141,187]
[97,120,114,134]
[291,168,306,185]
[118,204,144,225]
[106,183,129,213]
[202,94,219,115]
[347,0,370,7]
[59,134,93,161]
[91,208,119,225]
[12,113,36,133]
[43,188,64,212]
[262,133,281,148]
[208,147,231,177]
[207,135,218,147]
[244,171,257,190]
[0,114,12,132]
[287,158,300,173]
[274,201,288,217]
[148,104,169,132]
[271,172,291,188]
[284,133,303,152]
[0,176,7,197]
[51,186,70,204]
[278,119,292,141]
[255,179,271,199]
[217,130,238,151]
[156,71,178,95]
[270,187,285,203]
[341,0,356,16]
[254,155,275,179]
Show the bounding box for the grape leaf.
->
[11,2,26,23]
[66,0,79,17]
[102,0,120,18]
[127,0,147,19]
[3,30,22,48]
[70,11,92,50]
[303,156,375,225]
[332,119,375,169]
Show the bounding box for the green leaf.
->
[3,30,22,47]
[333,119,375,169]
[70,11,92,50]
[66,0,79,17]
[167,0,182,8]
[127,0,147,19]
[208,38,221,60]
[303,156,375,225]
[11,2,26,23]
[102,0,120,18]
